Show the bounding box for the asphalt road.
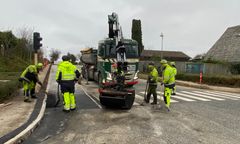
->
[24,66,240,144]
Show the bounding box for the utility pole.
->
[160,32,164,60]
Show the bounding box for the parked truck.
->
[80,12,139,109]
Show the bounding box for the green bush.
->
[0,80,21,102]
[140,72,240,87]
[176,73,240,87]
[176,74,199,82]
[230,63,240,74]
[0,72,21,102]
[0,72,20,80]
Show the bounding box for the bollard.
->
[200,71,203,84]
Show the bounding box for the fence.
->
[139,61,233,75]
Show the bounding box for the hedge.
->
[0,72,21,102]
[0,80,21,102]
[139,73,240,88]
[176,73,240,87]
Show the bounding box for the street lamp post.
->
[160,33,164,60]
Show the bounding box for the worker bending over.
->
[19,63,43,102]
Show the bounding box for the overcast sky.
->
[1,0,240,58]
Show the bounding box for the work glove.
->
[148,76,153,82]
[148,75,152,80]
[19,77,31,83]
[18,77,23,82]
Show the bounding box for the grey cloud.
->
[1,0,240,57]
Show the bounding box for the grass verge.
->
[0,72,21,103]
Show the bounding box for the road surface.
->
[24,65,240,144]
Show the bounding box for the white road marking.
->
[181,91,224,101]
[81,86,102,109]
[156,91,195,102]
[206,91,240,98]
[209,91,240,97]
[137,93,178,103]
[136,94,144,99]
[193,91,238,100]
[172,95,196,102]
[176,92,211,101]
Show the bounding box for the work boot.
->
[140,101,148,106]
[31,94,37,99]
[24,97,31,102]
[62,109,70,113]
[151,102,157,105]
[165,105,170,112]
[70,108,76,111]
[144,98,149,103]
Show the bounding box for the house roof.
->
[140,50,191,61]
[205,25,240,63]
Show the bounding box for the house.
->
[204,25,240,63]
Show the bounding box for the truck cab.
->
[97,38,139,85]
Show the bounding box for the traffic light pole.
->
[33,32,42,65]
[34,52,38,65]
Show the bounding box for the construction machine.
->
[81,12,139,109]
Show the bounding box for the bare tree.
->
[49,49,61,63]
[16,27,34,62]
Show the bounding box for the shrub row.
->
[0,72,21,102]
[0,80,21,102]
[139,73,240,88]
[176,73,240,87]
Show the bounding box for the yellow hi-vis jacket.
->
[163,64,175,85]
[148,65,158,85]
[56,61,78,81]
[172,66,177,76]
[20,65,39,82]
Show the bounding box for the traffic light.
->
[33,32,42,52]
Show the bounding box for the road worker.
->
[170,62,177,95]
[19,63,43,102]
[112,63,118,73]
[145,62,158,105]
[56,55,80,112]
[160,59,175,111]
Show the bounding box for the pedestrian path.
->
[136,90,240,103]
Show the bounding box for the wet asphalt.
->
[24,66,240,144]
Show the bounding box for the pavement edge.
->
[0,65,52,144]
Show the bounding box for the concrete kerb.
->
[176,80,210,90]
[5,96,47,144]
[0,65,52,144]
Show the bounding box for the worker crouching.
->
[19,63,43,102]
[56,55,80,112]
